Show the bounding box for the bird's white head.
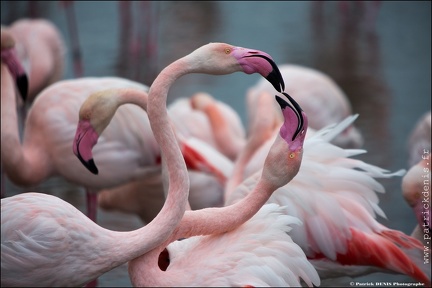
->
[72,90,122,175]
[185,42,285,93]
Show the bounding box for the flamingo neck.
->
[225,129,279,201]
[126,58,192,259]
[113,88,149,110]
[0,63,49,185]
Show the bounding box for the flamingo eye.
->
[224,48,231,54]
[289,153,295,159]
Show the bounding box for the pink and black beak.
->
[234,48,285,93]
[275,92,305,140]
[245,53,285,93]
[72,120,99,175]
[275,92,308,149]
[1,48,28,101]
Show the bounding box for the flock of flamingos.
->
[1,9,431,288]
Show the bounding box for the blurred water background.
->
[1,1,431,286]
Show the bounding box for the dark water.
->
[1,1,431,287]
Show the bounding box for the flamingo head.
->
[186,43,285,93]
[262,92,308,188]
[1,28,28,101]
[72,90,121,175]
[402,157,431,234]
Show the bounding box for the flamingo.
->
[1,177,189,288]
[0,26,28,113]
[246,63,364,149]
[1,18,66,198]
[225,113,431,284]
[1,26,29,196]
[1,76,152,221]
[407,111,431,167]
[122,41,318,286]
[402,155,431,242]
[73,88,235,223]
[6,18,66,103]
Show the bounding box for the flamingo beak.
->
[244,54,285,92]
[1,48,29,101]
[263,55,285,93]
[16,74,28,102]
[275,93,307,147]
[77,154,98,175]
[72,120,99,175]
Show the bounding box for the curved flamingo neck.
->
[1,63,50,185]
[129,57,191,254]
[112,88,149,110]
[94,82,190,258]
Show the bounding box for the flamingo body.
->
[226,115,430,283]
[1,191,181,287]
[154,204,319,287]
[2,77,159,189]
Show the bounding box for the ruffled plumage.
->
[227,115,430,283]
[163,203,320,287]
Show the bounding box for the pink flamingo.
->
[402,154,431,242]
[1,177,189,288]
[247,63,364,149]
[124,42,318,286]
[73,87,234,223]
[1,19,66,198]
[6,18,66,103]
[1,76,173,222]
[0,25,28,111]
[403,111,431,242]
[225,113,430,284]
[402,155,432,244]
[1,27,28,196]
[407,111,431,167]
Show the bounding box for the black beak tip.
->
[266,70,285,93]
[16,74,28,102]
[77,155,99,175]
[275,95,289,109]
[86,159,99,175]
